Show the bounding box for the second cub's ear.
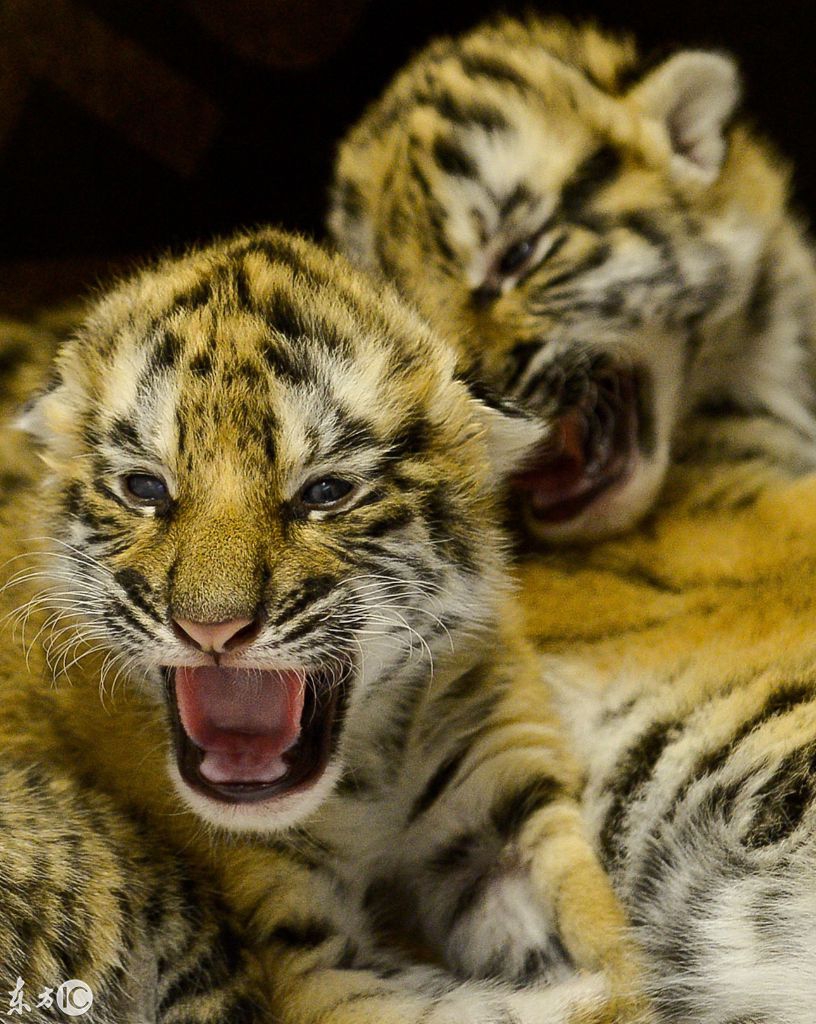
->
[629,51,740,184]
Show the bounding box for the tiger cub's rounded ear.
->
[629,51,740,184]
[16,380,73,450]
[464,381,548,486]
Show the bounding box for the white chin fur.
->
[524,448,669,543]
[167,755,342,833]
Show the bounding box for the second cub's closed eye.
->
[123,473,170,504]
[300,477,355,509]
[498,237,535,276]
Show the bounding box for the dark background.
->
[0,0,812,299]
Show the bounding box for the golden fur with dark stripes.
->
[331,15,816,541]
[331,16,816,1020]
[1,228,649,1022]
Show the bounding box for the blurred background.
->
[0,0,812,311]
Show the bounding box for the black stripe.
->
[559,145,622,221]
[228,236,307,277]
[362,507,416,539]
[334,178,364,221]
[446,870,488,928]
[157,954,220,1016]
[108,599,153,639]
[515,233,569,288]
[409,155,455,262]
[432,136,477,180]
[491,776,562,840]
[388,417,431,458]
[151,329,183,372]
[277,608,333,646]
[498,183,532,220]
[502,341,546,394]
[458,52,530,91]
[620,210,672,251]
[114,567,163,624]
[174,277,212,310]
[460,375,528,418]
[188,350,213,377]
[674,684,816,812]
[264,288,306,339]
[407,744,471,824]
[321,412,379,461]
[108,417,141,452]
[0,343,27,382]
[744,740,816,848]
[272,575,336,627]
[269,921,333,949]
[433,92,509,132]
[746,254,775,334]
[599,719,680,867]
[531,243,613,297]
[233,263,257,310]
[262,341,312,389]
[92,479,134,512]
[0,472,28,506]
[428,831,479,872]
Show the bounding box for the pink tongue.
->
[175,666,305,785]
[512,412,590,508]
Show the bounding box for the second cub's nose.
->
[172,616,260,653]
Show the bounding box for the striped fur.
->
[1,229,648,1022]
[330,16,816,1019]
[330,14,816,541]
[0,760,263,1023]
[514,449,816,1023]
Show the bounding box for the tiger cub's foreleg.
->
[236,847,614,1024]
[399,643,650,1021]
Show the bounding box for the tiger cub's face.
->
[24,230,540,832]
[331,18,745,540]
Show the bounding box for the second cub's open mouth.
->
[165,666,346,804]
[512,364,647,525]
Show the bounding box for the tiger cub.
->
[1,228,648,1022]
[330,14,816,541]
[328,16,816,1022]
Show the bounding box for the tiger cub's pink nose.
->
[172,616,259,653]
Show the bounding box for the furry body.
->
[517,455,816,1023]
[330,15,816,1020]
[0,229,645,1022]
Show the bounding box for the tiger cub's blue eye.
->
[498,237,535,276]
[124,474,169,504]
[300,477,354,509]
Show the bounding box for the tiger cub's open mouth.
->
[165,666,346,804]
[512,364,648,525]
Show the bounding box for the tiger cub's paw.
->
[444,868,573,986]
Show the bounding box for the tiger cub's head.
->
[330,16,790,540]
[23,229,541,832]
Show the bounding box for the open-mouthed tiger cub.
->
[330,15,816,541]
[1,228,648,1022]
